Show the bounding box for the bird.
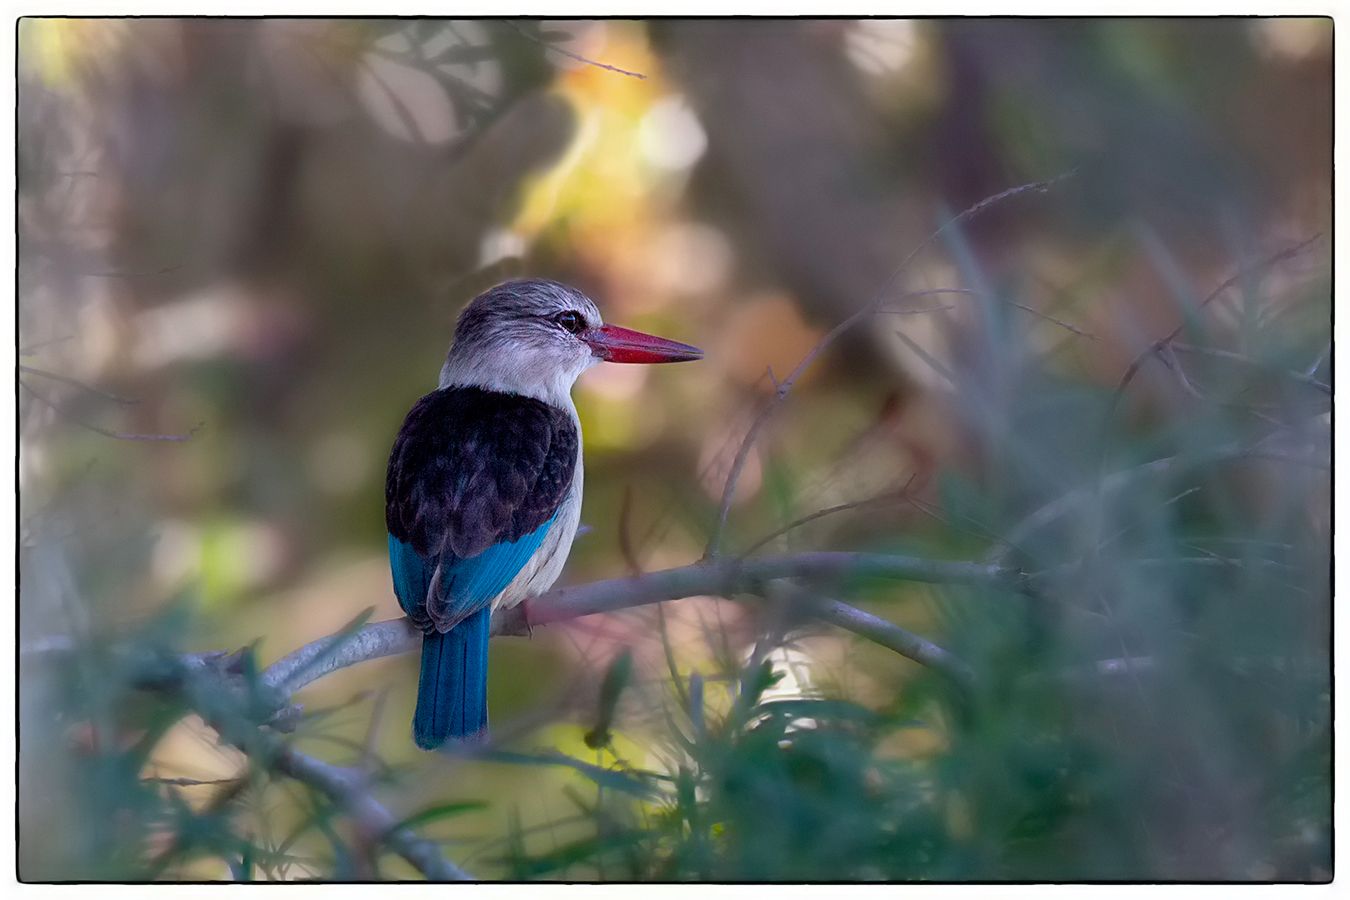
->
[385,278,702,749]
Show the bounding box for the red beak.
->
[583,324,703,364]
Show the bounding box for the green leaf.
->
[387,800,488,833]
[488,750,661,799]
[584,649,633,749]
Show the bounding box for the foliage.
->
[18,18,1330,883]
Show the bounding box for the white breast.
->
[492,420,584,611]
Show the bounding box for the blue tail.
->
[413,607,491,749]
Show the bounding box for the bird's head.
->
[439,279,702,404]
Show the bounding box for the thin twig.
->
[145,775,251,874]
[20,379,200,442]
[18,364,139,404]
[891,327,958,387]
[1157,345,1293,428]
[18,333,75,355]
[704,173,1073,558]
[360,688,392,774]
[876,304,956,317]
[1028,555,1295,586]
[739,478,917,557]
[1169,342,1332,395]
[142,776,242,787]
[142,651,472,880]
[988,439,1329,566]
[617,484,643,576]
[1305,341,1331,379]
[510,24,647,79]
[891,287,1097,339]
[1107,235,1322,419]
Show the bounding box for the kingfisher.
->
[385,279,702,749]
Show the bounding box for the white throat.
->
[437,348,593,411]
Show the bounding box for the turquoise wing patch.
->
[389,533,433,620]
[388,512,557,627]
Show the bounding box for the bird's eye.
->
[554,311,586,334]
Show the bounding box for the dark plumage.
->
[385,386,578,628]
[385,386,578,747]
[385,278,698,748]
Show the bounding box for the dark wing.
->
[385,387,578,631]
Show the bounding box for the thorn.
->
[269,704,305,733]
[217,648,249,676]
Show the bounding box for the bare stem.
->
[1106,235,1322,421]
[19,364,141,404]
[989,438,1329,567]
[256,550,1018,698]
[100,545,1010,879]
[705,173,1072,558]
[510,24,647,79]
[739,480,917,557]
[817,599,975,688]
[1168,342,1332,395]
[140,647,473,880]
[272,747,472,881]
[20,379,201,442]
[263,618,420,694]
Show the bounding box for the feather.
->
[385,386,578,746]
[415,608,490,747]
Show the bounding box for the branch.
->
[139,650,473,880]
[272,746,471,881]
[503,552,1017,632]
[263,618,420,694]
[817,599,975,688]
[746,578,977,688]
[113,549,1021,878]
[258,551,1019,699]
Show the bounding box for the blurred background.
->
[18,19,1331,882]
